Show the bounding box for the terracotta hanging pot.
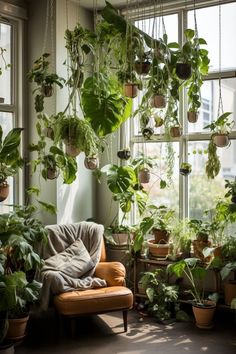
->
[46,168,59,180]
[124,83,138,98]
[192,301,216,329]
[176,63,192,80]
[84,157,99,170]
[134,61,151,75]
[138,168,150,184]
[151,94,166,108]
[0,182,9,202]
[41,84,54,97]
[212,133,229,147]
[170,126,182,138]
[188,111,198,123]
[65,143,80,157]
[43,127,54,139]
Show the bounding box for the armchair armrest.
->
[95,262,126,286]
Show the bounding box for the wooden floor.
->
[15,307,236,354]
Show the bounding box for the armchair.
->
[38,222,133,334]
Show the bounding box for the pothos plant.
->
[27,53,65,112]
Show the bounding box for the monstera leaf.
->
[82,74,132,137]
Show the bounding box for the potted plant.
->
[168,218,193,260]
[220,237,236,306]
[224,178,236,203]
[53,113,99,158]
[189,219,212,262]
[140,268,179,323]
[84,155,99,170]
[27,53,64,112]
[180,162,192,176]
[0,126,24,202]
[204,112,234,147]
[132,153,156,184]
[0,205,48,342]
[134,51,151,76]
[167,258,217,329]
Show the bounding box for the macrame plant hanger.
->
[217,0,224,119]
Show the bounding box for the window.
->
[0,16,23,210]
[130,1,236,223]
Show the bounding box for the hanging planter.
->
[151,94,166,109]
[0,97,5,103]
[176,63,192,80]
[43,127,54,139]
[41,84,54,97]
[204,112,233,148]
[46,168,59,180]
[170,126,182,138]
[117,148,131,160]
[124,83,138,98]
[138,168,150,184]
[154,115,164,128]
[65,143,80,157]
[187,111,198,123]
[180,162,192,176]
[212,133,229,148]
[141,127,154,140]
[134,60,151,75]
[0,182,9,202]
[84,156,99,170]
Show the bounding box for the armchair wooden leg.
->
[123,310,128,332]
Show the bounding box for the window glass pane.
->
[133,141,179,216]
[188,140,236,220]
[0,23,11,104]
[188,3,236,72]
[0,112,13,133]
[188,78,236,133]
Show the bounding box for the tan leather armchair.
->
[41,222,133,334]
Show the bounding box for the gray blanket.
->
[38,221,107,311]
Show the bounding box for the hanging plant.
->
[84,156,99,170]
[27,53,65,112]
[81,73,132,137]
[117,148,131,160]
[204,112,233,148]
[205,139,221,179]
[180,162,192,176]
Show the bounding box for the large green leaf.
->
[0,128,23,159]
[101,164,136,194]
[82,75,132,137]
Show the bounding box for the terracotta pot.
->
[134,61,151,75]
[192,301,216,329]
[152,229,169,244]
[0,183,9,202]
[147,239,170,258]
[224,281,236,306]
[84,157,99,170]
[170,126,182,138]
[188,111,198,123]
[176,63,192,80]
[112,233,131,245]
[212,134,229,147]
[6,315,29,341]
[124,83,138,98]
[65,144,80,157]
[151,94,166,108]
[46,168,59,180]
[138,168,150,184]
[192,239,211,262]
[43,127,54,139]
[41,84,53,97]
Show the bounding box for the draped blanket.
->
[37,221,107,311]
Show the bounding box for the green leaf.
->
[0,128,23,159]
[37,200,57,214]
[184,28,195,40]
[26,186,40,196]
[160,179,167,189]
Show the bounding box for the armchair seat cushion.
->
[54,286,133,316]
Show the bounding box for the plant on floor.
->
[0,126,24,202]
[0,204,48,341]
[27,53,65,112]
[140,268,179,322]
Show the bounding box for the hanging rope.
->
[217,0,224,116]
[193,0,199,39]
